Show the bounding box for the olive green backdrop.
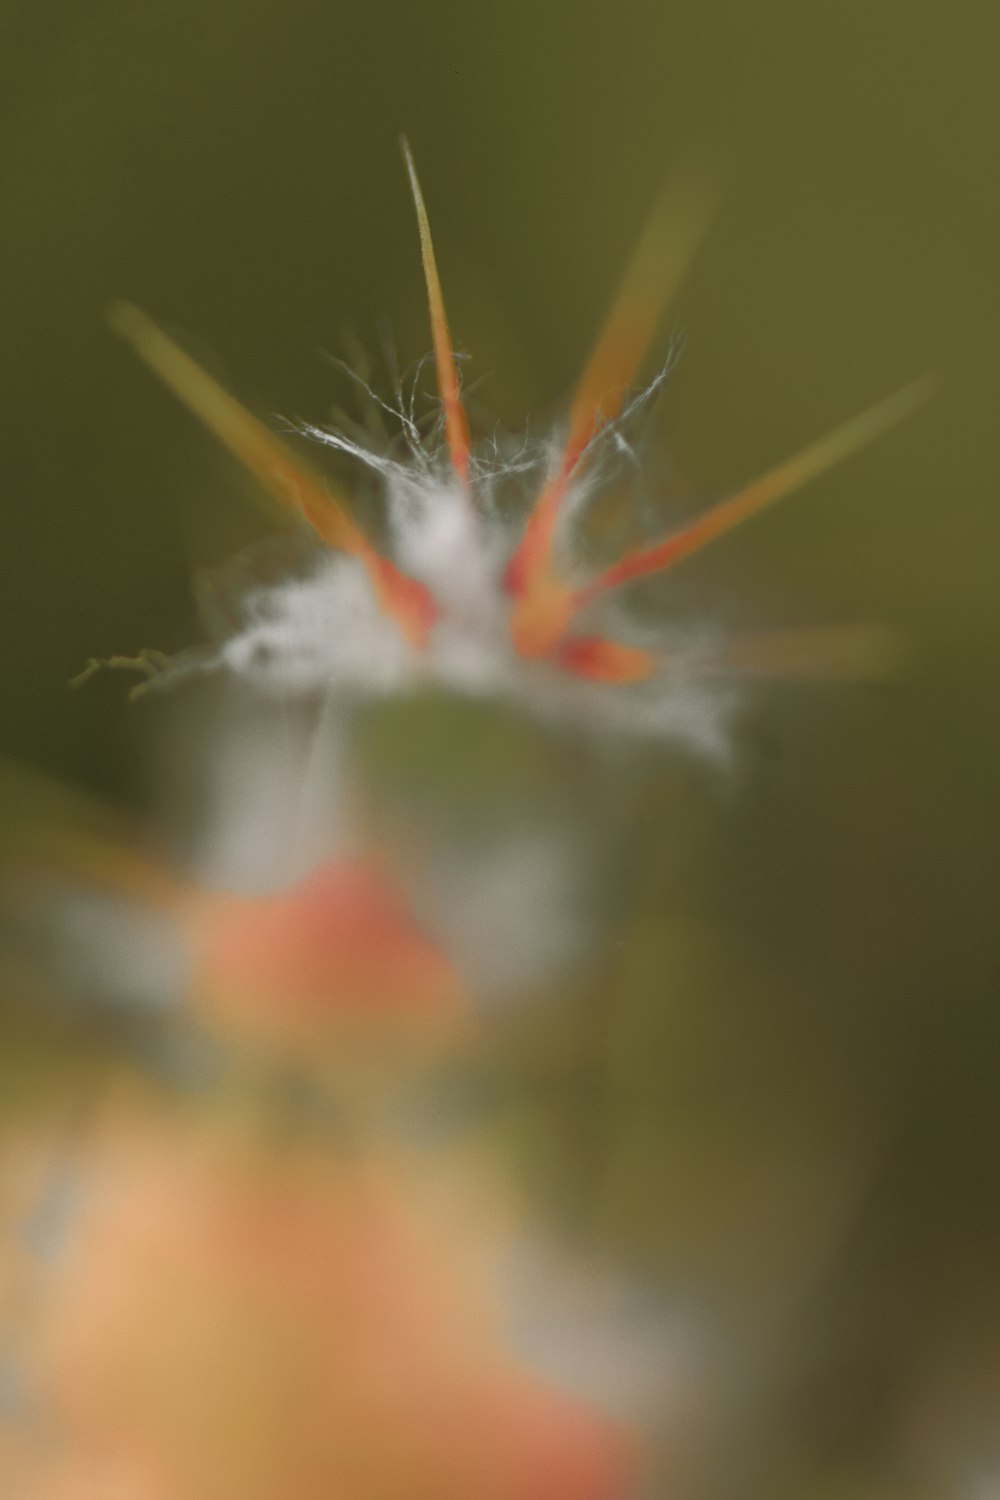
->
[1,0,998,1494]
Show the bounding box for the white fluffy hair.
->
[210,473,738,764]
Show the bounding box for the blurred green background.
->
[1,0,999,1494]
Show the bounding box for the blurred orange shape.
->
[185,857,466,1045]
[32,1125,640,1500]
[29,1457,172,1500]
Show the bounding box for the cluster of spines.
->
[111,139,930,685]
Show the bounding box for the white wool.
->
[182,692,353,893]
[414,829,595,997]
[44,889,192,1014]
[495,1236,696,1428]
[389,477,502,618]
[203,458,740,761]
[220,555,414,698]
